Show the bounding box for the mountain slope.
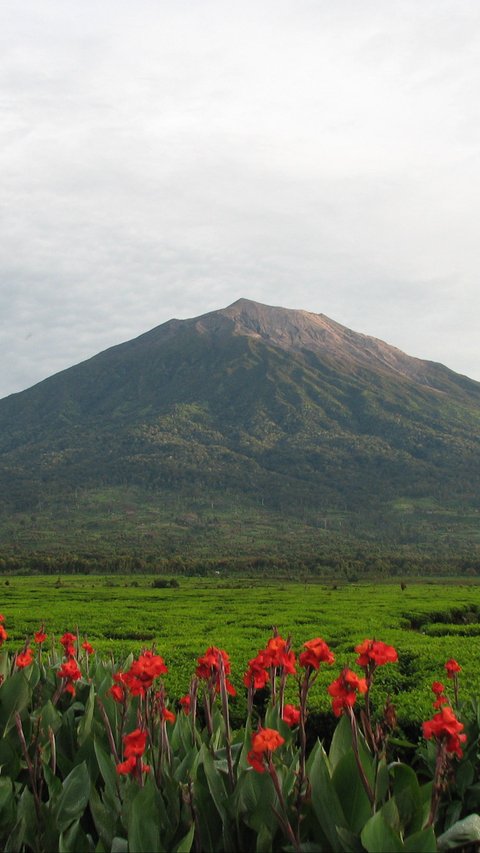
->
[0,299,479,556]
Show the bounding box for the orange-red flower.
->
[60,632,76,658]
[58,658,82,694]
[299,638,335,670]
[247,727,285,773]
[355,639,398,668]
[162,708,176,724]
[123,728,147,758]
[243,652,270,689]
[82,641,94,655]
[122,651,168,696]
[423,706,467,758]
[196,647,236,695]
[328,669,368,717]
[0,623,7,645]
[34,627,47,644]
[179,695,191,714]
[263,636,296,675]
[445,659,461,679]
[432,681,445,696]
[282,704,301,726]
[116,755,150,776]
[16,648,34,668]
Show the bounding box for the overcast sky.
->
[1,0,479,400]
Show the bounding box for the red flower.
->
[16,648,34,668]
[328,669,368,717]
[124,728,147,758]
[299,638,335,670]
[196,647,236,696]
[180,695,191,714]
[445,659,461,679]
[263,636,296,675]
[0,624,7,645]
[108,683,126,703]
[282,704,301,726]
[0,614,4,621]
[423,706,467,758]
[34,627,47,644]
[116,755,150,776]
[247,727,285,773]
[355,639,398,668]
[82,641,94,655]
[60,632,76,658]
[162,708,176,724]
[432,681,445,696]
[122,651,168,696]
[58,658,82,682]
[243,652,270,689]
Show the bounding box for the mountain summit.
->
[0,299,479,557]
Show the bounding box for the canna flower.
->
[123,728,147,758]
[247,727,285,773]
[0,623,7,645]
[299,638,335,670]
[162,707,176,724]
[264,636,296,675]
[34,626,47,644]
[60,632,76,658]
[445,659,461,679]
[243,652,270,689]
[108,683,126,703]
[16,647,34,668]
[423,706,467,758]
[432,681,448,709]
[282,704,301,726]
[196,647,236,695]
[355,639,398,669]
[122,651,168,696]
[58,658,82,694]
[116,755,150,776]
[81,641,95,655]
[179,695,191,714]
[328,668,368,717]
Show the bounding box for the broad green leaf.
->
[89,785,119,849]
[403,827,437,852]
[361,810,404,852]
[329,714,352,769]
[59,818,92,853]
[0,777,15,833]
[374,757,390,805]
[55,761,91,832]
[332,751,372,834]
[171,823,195,853]
[308,740,347,850]
[94,738,118,797]
[127,783,162,853]
[0,671,31,735]
[391,763,423,835]
[77,683,95,746]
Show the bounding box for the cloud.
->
[0,0,479,399]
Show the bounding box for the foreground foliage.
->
[1,617,480,852]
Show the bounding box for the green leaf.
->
[374,757,390,805]
[308,740,347,850]
[332,750,372,834]
[59,819,92,853]
[390,763,423,835]
[111,838,129,853]
[89,785,119,849]
[171,823,195,853]
[198,743,229,824]
[360,811,404,852]
[403,827,437,852]
[329,714,353,769]
[55,761,91,832]
[94,738,118,797]
[0,777,15,833]
[77,683,95,746]
[127,783,162,853]
[0,671,31,735]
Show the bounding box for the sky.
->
[1,0,479,400]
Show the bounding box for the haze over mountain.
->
[1,299,479,559]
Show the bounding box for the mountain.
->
[1,298,479,560]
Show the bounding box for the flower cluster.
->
[243,634,296,690]
[355,639,398,671]
[0,614,6,646]
[423,705,466,758]
[328,668,368,717]
[196,646,236,695]
[109,650,168,701]
[116,728,150,776]
[299,637,335,670]
[247,727,285,773]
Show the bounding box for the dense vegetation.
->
[1,300,479,559]
[1,610,480,851]
[4,576,480,727]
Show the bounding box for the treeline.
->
[0,549,479,578]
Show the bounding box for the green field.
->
[3,575,480,727]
